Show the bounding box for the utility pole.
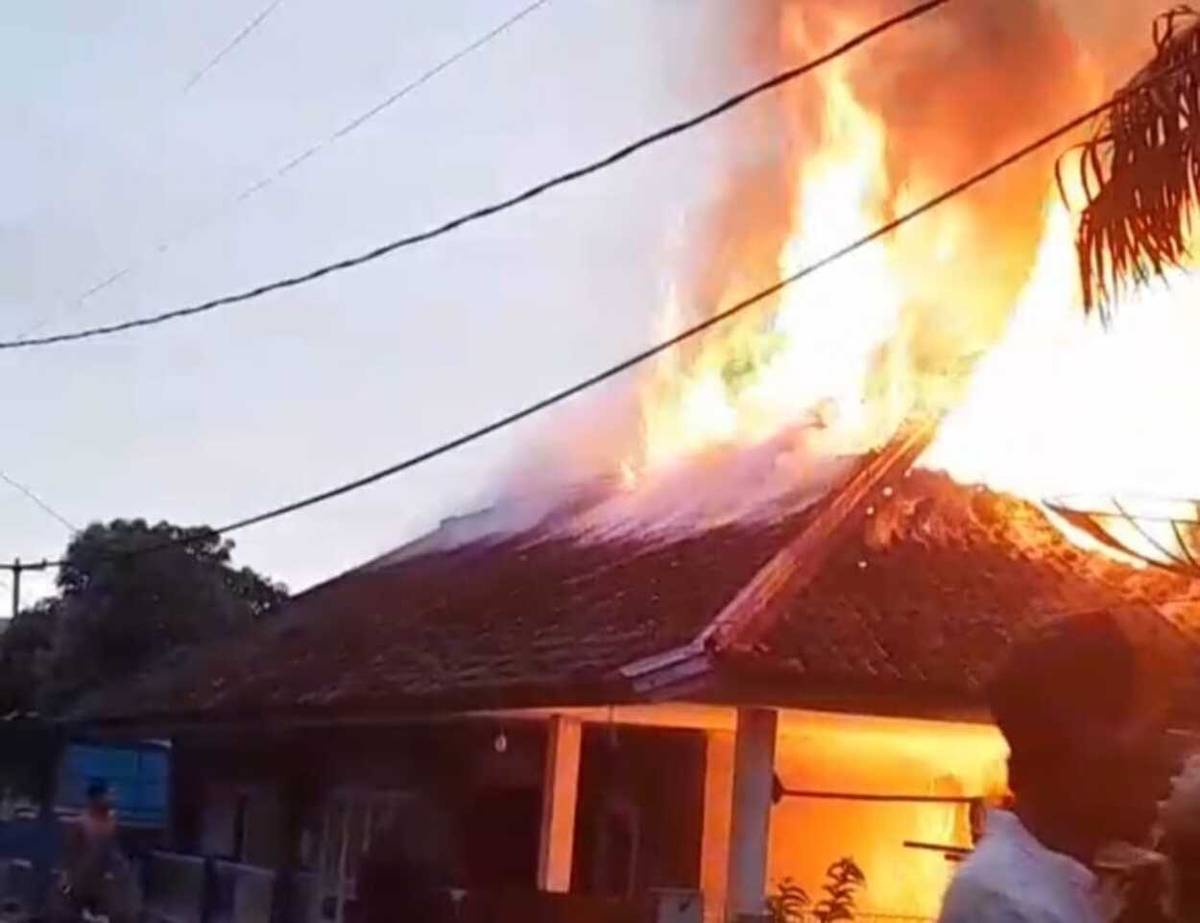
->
[0,557,53,619]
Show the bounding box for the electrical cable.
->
[15,57,1164,564]
[0,0,949,351]
[11,0,555,344]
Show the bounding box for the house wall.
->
[494,702,1007,919]
[767,712,1007,919]
[171,722,552,920]
[198,783,286,868]
[571,725,706,898]
[198,784,239,858]
[165,707,1007,921]
[242,789,285,868]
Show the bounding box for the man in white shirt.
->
[939,610,1172,923]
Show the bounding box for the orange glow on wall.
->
[768,712,1007,918]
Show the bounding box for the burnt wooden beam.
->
[619,414,940,699]
[703,415,940,652]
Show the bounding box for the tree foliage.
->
[1071,9,1200,313]
[0,599,60,716]
[0,519,286,714]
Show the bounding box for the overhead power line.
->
[204,101,1126,537]
[184,0,288,93]
[0,0,949,352]
[18,55,1185,568]
[258,0,556,189]
[0,470,77,532]
[9,2,287,343]
[12,0,556,345]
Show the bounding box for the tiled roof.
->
[730,471,1200,709]
[75,468,1200,726]
[75,511,810,723]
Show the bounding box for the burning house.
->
[63,1,1200,921]
[71,443,1200,922]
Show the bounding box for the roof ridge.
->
[619,415,939,695]
[703,417,939,652]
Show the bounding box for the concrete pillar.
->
[700,730,735,923]
[537,715,582,893]
[726,708,778,921]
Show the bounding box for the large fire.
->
[924,200,1200,563]
[633,58,907,475]
[619,1,1200,560]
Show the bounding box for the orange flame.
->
[924,195,1200,559]
[630,55,909,483]
[620,2,1200,561]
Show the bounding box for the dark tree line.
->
[0,519,286,716]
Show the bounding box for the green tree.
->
[1,519,286,712]
[0,598,60,715]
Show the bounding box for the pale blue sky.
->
[0,0,764,603]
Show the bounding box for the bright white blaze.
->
[924,201,1200,503]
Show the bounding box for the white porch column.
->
[726,708,778,920]
[537,714,583,893]
[700,730,735,923]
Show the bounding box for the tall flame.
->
[924,200,1200,500]
[924,196,1200,562]
[631,57,908,482]
[619,0,1200,559]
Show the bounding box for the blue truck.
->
[53,742,169,829]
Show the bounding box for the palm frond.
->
[1069,7,1200,315]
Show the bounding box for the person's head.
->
[85,779,111,813]
[988,609,1171,849]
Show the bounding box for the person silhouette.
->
[939,611,1173,923]
[51,780,136,923]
